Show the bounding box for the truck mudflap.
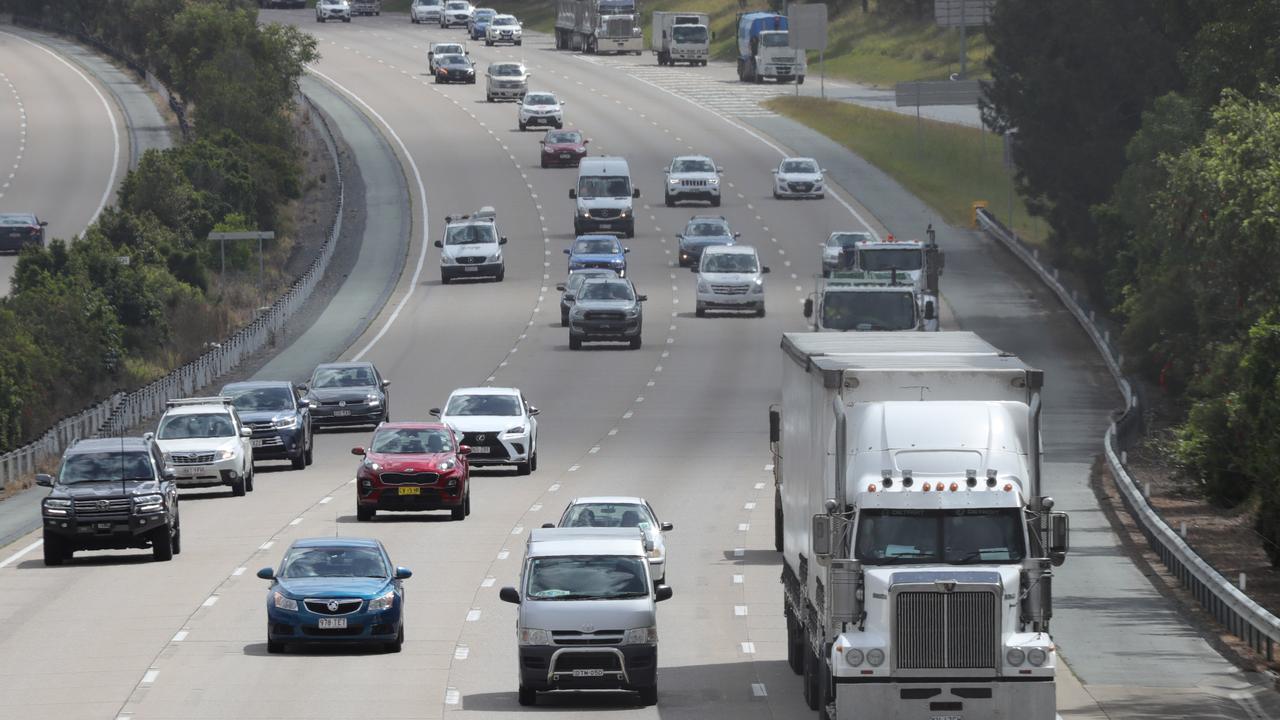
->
[835,679,1055,720]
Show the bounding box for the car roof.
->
[578,156,629,174]
[315,361,375,370]
[580,277,631,289]
[673,155,712,163]
[162,403,234,417]
[568,496,649,506]
[527,528,647,557]
[687,215,729,225]
[290,536,384,550]
[703,244,756,255]
[376,421,452,432]
[449,386,520,397]
[568,268,618,276]
[69,437,151,453]
[222,380,294,390]
[783,156,817,163]
[573,234,621,246]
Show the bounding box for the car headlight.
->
[438,459,456,472]
[364,459,382,472]
[1027,648,1048,666]
[519,628,553,645]
[133,494,164,514]
[622,626,658,645]
[366,394,382,405]
[368,590,396,612]
[619,210,630,218]
[43,498,71,516]
[570,307,587,319]
[752,278,764,292]
[505,425,527,435]
[1006,648,1026,666]
[866,648,885,667]
[625,307,640,318]
[273,415,299,430]
[668,177,680,185]
[273,591,298,611]
[217,448,237,461]
[844,648,864,666]
[489,254,502,262]
[543,146,555,153]
[697,280,710,292]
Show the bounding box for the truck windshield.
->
[854,508,1026,565]
[672,25,707,43]
[760,31,790,47]
[860,248,923,272]
[578,176,631,198]
[599,0,635,13]
[821,291,916,331]
[526,556,649,599]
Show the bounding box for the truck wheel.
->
[42,531,68,566]
[357,505,375,521]
[774,501,784,552]
[518,684,536,706]
[152,524,175,562]
[802,641,820,710]
[639,684,658,706]
[785,607,803,674]
[798,75,806,86]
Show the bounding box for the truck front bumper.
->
[519,645,657,691]
[597,37,643,53]
[836,678,1055,720]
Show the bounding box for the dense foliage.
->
[983,1,1280,561]
[0,0,318,450]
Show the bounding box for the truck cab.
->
[736,12,805,83]
[500,527,672,707]
[653,11,711,66]
[804,271,939,332]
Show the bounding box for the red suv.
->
[353,423,471,521]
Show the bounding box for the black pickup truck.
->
[37,437,181,566]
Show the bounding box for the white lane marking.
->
[735,605,749,616]
[623,411,634,419]
[0,539,42,568]
[454,645,470,660]
[481,577,496,587]
[530,504,542,512]
[512,526,524,535]
[202,596,219,607]
[445,688,461,705]
[497,550,510,560]
[733,574,744,584]
[232,567,246,576]
[733,547,745,557]
[172,630,188,643]
[568,464,580,472]
[738,523,750,532]
[310,68,432,361]
[754,482,766,490]
[589,446,600,454]
[608,428,618,436]
[1,31,121,227]
[741,642,756,654]
[466,608,482,622]
[744,502,756,510]
[548,483,560,492]
[260,541,275,550]
[320,496,333,504]
[764,463,774,471]
[752,683,768,697]
[289,518,302,526]
[141,669,159,685]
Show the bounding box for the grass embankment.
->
[765,96,1041,244]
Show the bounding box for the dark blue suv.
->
[221,381,313,470]
[565,235,629,277]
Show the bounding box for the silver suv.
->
[485,62,528,102]
[568,277,646,350]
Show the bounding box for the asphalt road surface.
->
[0,11,1275,720]
[0,28,124,296]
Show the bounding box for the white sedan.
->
[518,92,565,131]
[431,387,539,474]
[772,156,826,199]
[553,497,673,583]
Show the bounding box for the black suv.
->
[37,437,181,566]
[303,362,391,428]
[221,380,314,469]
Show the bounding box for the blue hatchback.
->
[565,235,629,277]
[470,8,496,38]
[258,537,411,654]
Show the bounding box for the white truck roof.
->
[526,527,648,558]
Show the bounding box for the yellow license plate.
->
[398,487,421,495]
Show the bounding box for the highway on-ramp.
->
[0,10,1276,720]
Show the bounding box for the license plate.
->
[178,466,203,477]
[469,446,489,454]
[598,324,613,330]
[398,487,422,495]
[318,617,347,629]
[597,223,612,229]
[930,716,961,720]
[559,153,571,159]
[333,409,351,417]
[251,438,267,447]
[95,522,112,530]
[571,669,605,677]
[464,266,479,272]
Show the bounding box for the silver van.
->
[500,527,672,706]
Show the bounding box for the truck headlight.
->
[1006,648,1026,666]
[844,648,864,666]
[1027,648,1047,666]
[580,210,591,218]
[697,280,710,292]
[866,648,884,667]
[273,591,298,611]
[622,626,657,644]
[368,590,396,612]
[43,498,71,516]
[519,628,553,645]
[133,494,164,514]
[709,177,719,185]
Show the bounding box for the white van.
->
[569,157,640,238]
[693,244,770,317]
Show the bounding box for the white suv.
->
[431,387,540,474]
[664,155,723,207]
[486,14,522,45]
[518,91,564,131]
[440,0,473,27]
[410,0,443,23]
[485,62,528,102]
[436,207,507,283]
[315,0,352,22]
[153,397,255,496]
[694,245,770,317]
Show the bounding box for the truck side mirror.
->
[633,188,641,199]
[541,522,555,528]
[35,473,54,487]
[1049,511,1070,565]
[924,300,935,320]
[499,586,520,604]
[768,407,780,443]
[569,189,577,199]
[434,240,443,248]
[811,514,833,558]
[803,298,814,319]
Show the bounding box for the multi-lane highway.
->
[0,9,1277,719]
[0,28,124,295]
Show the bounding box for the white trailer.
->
[651,11,711,66]
[772,332,1069,720]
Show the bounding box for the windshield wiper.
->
[543,593,604,600]
[949,550,1013,564]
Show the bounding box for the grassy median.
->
[764,96,1042,244]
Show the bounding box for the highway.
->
[0,10,1277,719]
[0,28,124,296]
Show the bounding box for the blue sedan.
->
[564,235,629,277]
[258,537,411,654]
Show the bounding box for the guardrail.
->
[0,95,344,493]
[975,207,1280,661]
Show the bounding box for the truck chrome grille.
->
[894,590,998,670]
[605,17,632,37]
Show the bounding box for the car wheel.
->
[451,500,466,520]
[172,519,182,555]
[639,684,658,706]
[629,335,642,350]
[465,491,472,516]
[485,39,492,46]
[267,639,285,654]
[664,193,674,207]
[555,122,563,129]
[435,75,442,84]
[245,466,255,492]
[232,475,247,496]
[540,158,548,168]
[385,626,404,653]
[711,195,721,207]
[152,524,175,562]
[757,305,767,318]
[317,16,323,22]
[817,193,825,199]
[560,312,568,327]
[518,685,537,706]
[487,94,494,102]
[530,451,538,472]
[518,121,526,131]
[304,431,314,466]
[441,271,451,284]
[290,447,306,471]
[343,16,351,22]
[516,40,522,46]
[516,458,532,475]
[569,336,582,350]
[357,505,375,521]
[773,190,781,199]
[494,267,505,282]
[42,531,67,566]
[696,303,706,317]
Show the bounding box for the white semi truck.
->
[651,11,711,66]
[803,271,939,332]
[772,332,1069,720]
[554,0,643,55]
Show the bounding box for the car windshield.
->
[493,64,524,76]
[686,221,728,237]
[830,232,870,248]
[860,248,924,272]
[578,176,631,198]
[416,0,440,6]
[563,503,654,530]
[672,25,707,43]
[371,428,453,454]
[0,213,35,225]
[445,394,522,416]
[281,546,389,578]
[546,131,580,143]
[781,159,817,174]
[674,158,714,173]
[442,56,470,68]
[821,291,916,331]
[312,366,376,388]
[224,386,294,412]
[446,2,468,9]
[435,44,463,54]
[567,270,615,291]
[761,31,790,47]
[525,94,556,106]
[573,238,620,254]
[474,9,494,20]
[158,413,236,440]
[525,556,649,600]
[60,451,154,484]
[446,223,495,245]
[493,15,517,25]
[580,281,634,301]
[854,508,1026,565]
[702,253,758,273]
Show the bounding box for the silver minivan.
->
[500,527,672,706]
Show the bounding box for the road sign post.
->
[934,0,994,78]
[787,4,827,98]
[208,230,275,306]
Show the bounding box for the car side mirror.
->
[661,521,673,532]
[583,138,589,144]
[241,427,253,438]
[821,168,829,173]
[161,468,177,482]
[382,379,391,388]
[564,293,575,301]
[717,166,724,173]
[654,584,673,602]
[555,283,566,291]
[458,445,472,455]
[624,247,630,254]
[632,188,641,198]
[499,586,521,604]
[569,189,577,199]
[675,233,684,240]
[541,522,555,529]
[803,298,814,319]
[637,294,647,302]
[924,300,936,320]
[308,400,318,409]
[256,567,275,580]
[395,566,414,580]
[562,248,571,254]
[762,266,771,274]
[733,232,741,238]
[35,473,54,487]
[771,168,779,174]
[499,236,508,245]
[689,266,699,273]
[434,240,443,248]
[540,140,546,145]
[351,447,366,456]
[529,407,540,415]
[560,100,567,106]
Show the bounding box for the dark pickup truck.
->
[38,437,181,566]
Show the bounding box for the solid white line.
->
[260,541,274,550]
[445,688,461,705]
[320,496,333,504]
[289,518,302,526]
[741,641,756,654]
[308,67,431,362]
[733,574,744,584]
[497,550,510,560]
[454,645,470,660]
[735,605,749,616]
[744,502,756,510]
[738,523,750,532]
[0,539,42,568]
[1,31,121,227]
[481,577,496,587]
[754,482,766,490]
